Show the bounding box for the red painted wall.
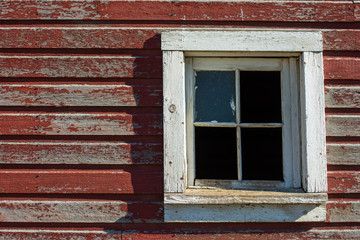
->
[0,1,359,238]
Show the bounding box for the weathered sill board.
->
[0,1,355,22]
[328,171,360,194]
[0,113,162,135]
[0,200,162,223]
[0,56,162,78]
[326,115,360,137]
[0,28,359,51]
[0,56,354,80]
[1,229,360,240]
[0,84,162,107]
[327,143,360,165]
[165,204,326,222]
[327,201,360,222]
[324,57,360,80]
[0,168,162,194]
[325,86,360,108]
[0,141,162,164]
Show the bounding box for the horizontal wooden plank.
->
[0,84,162,107]
[323,30,360,51]
[0,1,354,22]
[0,200,162,223]
[327,143,360,165]
[0,168,162,194]
[328,171,360,194]
[326,115,360,137]
[0,113,162,135]
[327,201,360,222]
[0,56,162,78]
[324,57,360,80]
[0,141,162,164]
[1,228,360,240]
[0,28,160,49]
[325,86,360,108]
[0,56,351,81]
[122,229,360,240]
[0,28,359,51]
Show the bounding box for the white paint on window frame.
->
[162,30,327,222]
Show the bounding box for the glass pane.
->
[195,71,236,122]
[241,128,283,180]
[240,71,281,123]
[195,127,237,180]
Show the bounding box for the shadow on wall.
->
[109,35,164,225]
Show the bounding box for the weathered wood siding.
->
[0,0,359,238]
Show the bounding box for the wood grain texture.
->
[323,30,360,51]
[163,51,186,193]
[0,28,160,49]
[0,141,162,164]
[325,86,360,108]
[0,28,359,51]
[300,52,327,193]
[0,200,162,223]
[1,229,360,240]
[327,143,360,165]
[0,113,162,136]
[0,84,162,107]
[0,168,162,194]
[162,31,322,52]
[324,57,360,80]
[0,56,162,78]
[0,1,355,22]
[328,171,360,194]
[327,201,360,222]
[122,229,360,240]
[326,115,360,137]
[165,204,326,222]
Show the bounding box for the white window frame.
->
[162,30,327,222]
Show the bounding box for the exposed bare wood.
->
[0,84,162,107]
[327,143,360,165]
[0,141,162,165]
[328,171,360,194]
[122,229,360,240]
[0,113,162,135]
[2,228,360,240]
[326,115,360,137]
[165,189,327,205]
[323,30,360,51]
[0,168,162,194]
[163,51,186,193]
[0,1,355,22]
[0,200,162,223]
[0,28,161,49]
[162,31,322,52]
[325,86,360,108]
[324,57,360,80]
[0,56,162,78]
[2,28,359,51]
[165,204,326,222]
[327,201,360,222]
[300,52,327,193]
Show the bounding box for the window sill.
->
[164,188,327,222]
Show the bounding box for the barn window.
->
[162,31,327,222]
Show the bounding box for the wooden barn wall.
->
[0,0,359,239]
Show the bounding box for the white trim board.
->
[162,31,323,52]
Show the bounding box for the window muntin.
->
[162,30,327,222]
[186,58,300,190]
